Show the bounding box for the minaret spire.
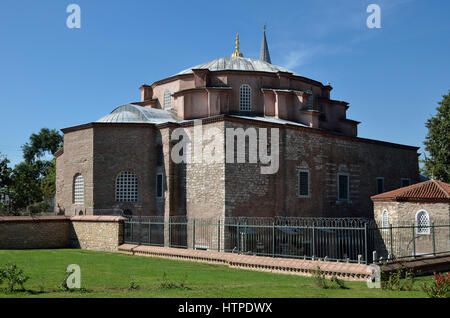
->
[231,33,243,58]
[259,25,271,64]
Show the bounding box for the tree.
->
[22,128,63,163]
[0,153,11,189]
[6,128,63,213]
[0,153,12,213]
[422,91,450,182]
[8,162,43,212]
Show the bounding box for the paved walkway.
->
[118,244,373,281]
[381,253,450,275]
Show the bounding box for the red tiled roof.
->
[371,180,450,202]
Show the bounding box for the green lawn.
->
[0,249,433,298]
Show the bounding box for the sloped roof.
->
[97,104,180,124]
[371,180,450,202]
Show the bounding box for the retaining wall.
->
[0,216,125,251]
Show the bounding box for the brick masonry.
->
[118,244,373,281]
[56,118,419,222]
[0,216,70,249]
[0,216,125,251]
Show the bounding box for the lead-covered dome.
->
[176,56,299,76]
[97,104,179,124]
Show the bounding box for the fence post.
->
[412,223,416,258]
[130,219,133,243]
[192,219,196,249]
[389,223,393,260]
[148,219,151,245]
[217,219,221,252]
[364,223,368,264]
[432,222,436,256]
[138,216,142,245]
[312,224,315,260]
[237,223,240,253]
[168,218,171,248]
[272,221,275,258]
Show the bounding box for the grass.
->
[0,249,434,298]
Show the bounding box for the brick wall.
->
[0,216,70,249]
[0,216,125,251]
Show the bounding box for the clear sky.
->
[0,0,449,166]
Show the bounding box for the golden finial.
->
[231,33,243,58]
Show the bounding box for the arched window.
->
[164,90,171,109]
[116,172,138,202]
[381,210,389,229]
[416,210,430,235]
[73,174,84,204]
[239,84,251,112]
[307,90,314,110]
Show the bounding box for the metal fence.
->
[124,216,450,264]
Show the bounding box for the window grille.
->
[116,172,138,202]
[381,210,389,229]
[74,174,84,204]
[164,90,171,109]
[416,210,430,235]
[239,85,251,112]
[298,170,309,197]
[307,90,313,110]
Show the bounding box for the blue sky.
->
[0,0,449,166]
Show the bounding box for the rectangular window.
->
[298,170,309,197]
[156,174,163,198]
[401,178,411,187]
[376,177,384,194]
[338,174,349,200]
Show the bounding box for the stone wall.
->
[70,216,125,251]
[373,201,450,258]
[223,119,419,218]
[0,216,125,252]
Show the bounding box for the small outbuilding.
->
[371,179,450,228]
[371,180,450,258]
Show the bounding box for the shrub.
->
[0,264,29,292]
[128,281,140,290]
[311,266,328,289]
[422,272,450,298]
[381,263,416,291]
[159,272,188,290]
[330,275,347,289]
[311,267,347,289]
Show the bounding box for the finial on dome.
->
[231,33,243,58]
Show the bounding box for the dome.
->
[97,104,179,124]
[176,56,299,76]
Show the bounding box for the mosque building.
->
[55,27,419,219]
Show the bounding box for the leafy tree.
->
[8,161,43,212]
[422,92,450,182]
[5,128,62,213]
[0,153,11,189]
[0,153,12,213]
[22,128,63,163]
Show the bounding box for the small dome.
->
[176,56,299,76]
[97,104,179,124]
